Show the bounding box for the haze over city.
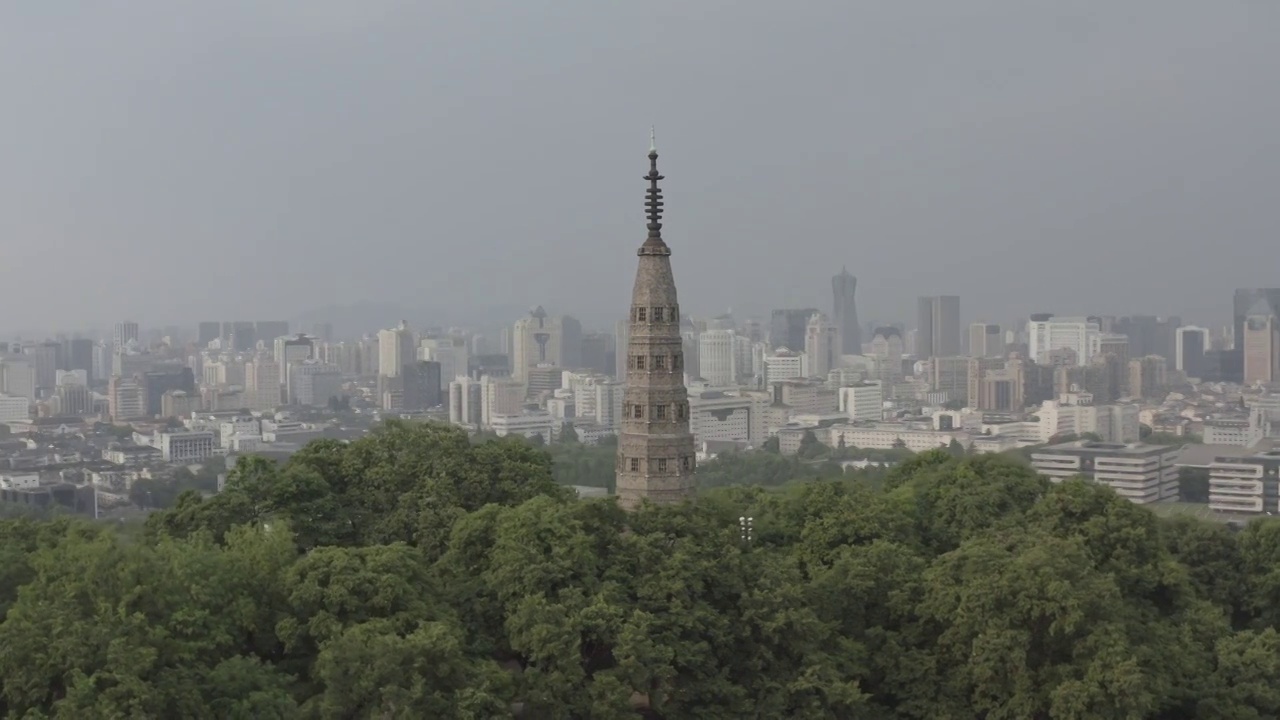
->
[9,3,1280,717]
[4,0,1279,336]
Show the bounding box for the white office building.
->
[1028,317,1101,366]
[1031,441,1180,505]
[688,390,769,446]
[837,382,883,422]
[378,321,416,377]
[698,330,740,386]
[448,376,482,427]
[490,411,555,444]
[805,313,837,379]
[0,395,29,424]
[481,375,526,428]
[593,380,625,430]
[159,430,216,463]
[763,349,809,385]
[0,359,35,401]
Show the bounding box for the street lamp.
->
[738,516,754,544]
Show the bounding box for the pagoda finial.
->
[642,129,665,244]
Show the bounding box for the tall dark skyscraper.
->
[580,332,614,376]
[197,322,222,347]
[1113,315,1181,363]
[143,367,196,417]
[228,321,256,352]
[402,360,442,410]
[560,315,584,369]
[62,338,95,384]
[770,308,818,352]
[256,321,291,344]
[616,132,696,510]
[1234,289,1280,349]
[917,295,961,358]
[832,267,861,355]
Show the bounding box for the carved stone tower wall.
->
[615,134,697,510]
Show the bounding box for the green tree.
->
[6,420,1280,717]
[559,423,580,444]
[797,430,828,460]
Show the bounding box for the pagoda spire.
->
[641,128,667,251]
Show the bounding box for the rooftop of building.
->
[1036,440,1176,457]
[1176,439,1278,467]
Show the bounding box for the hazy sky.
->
[3,1,1277,335]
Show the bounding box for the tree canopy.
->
[0,420,1276,718]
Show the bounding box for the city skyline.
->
[3,1,1277,332]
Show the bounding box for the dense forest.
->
[2,419,1278,718]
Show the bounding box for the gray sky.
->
[2,1,1277,335]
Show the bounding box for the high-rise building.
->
[255,321,290,344]
[1244,304,1279,385]
[467,354,512,380]
[1128,356,1168,401]
[698,330,740,386]
[763,348,810,385]
[1234,289,1280,350]
[968,323,1003,358]
[143,367,196,417]
[968,357,1025,411]
[26,342,60,392]
[580,332,614,377]
[512,307,563,379]
[916,296,961,358]
[447,376,482,427]
[108,375,146,421]
[63,338,95,385]
[92,343,112,384]
[614,319,630,379]
[1027,315,1101,366]
[228,322,257,352]
[289,360,344,408]
[56,383,94,416]
[832,267,861,355]
[481,375,526,427]
[869,327,905,385]
[616,134,697,510]
[769,308,819,353]
[419,336,469,386]
[561,316,583,369]
[1175,326,1209,378]
[804,313,836,379]
[594,380,625,430]
[273,334,315,399]
[1113,315,1181,364]
[197,322,223,347]
[377,321,415,378]
[930,356,970,403]
[113,321,140,351]
[0,358,36,401]
[244,359,282,411]
[405,360,443,410]
[1098,334,1131,397]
